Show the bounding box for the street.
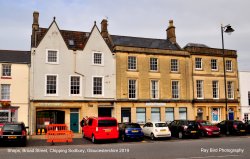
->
[0,135,249,159]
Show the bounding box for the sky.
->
[0,0,249,71]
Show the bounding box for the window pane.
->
[172,81,179,99]
[197,80,203,98]
[93,53,102,64]
[1,84,10,100]
[2,64,11,76]
[128,79,136,99]
[150,58,158,71]
[128,56,137,70]
[136,108,145,123]
[46,75,57,94]
[47,51,57,63]
[179,107,187,120]
[226,60,232,71]
[211,59,218,70]
[93,77,102,95]
[151,108,160,122]
[151,80,159,99]
[212,81,219,99]
[71,76,80,95]
[171,59,178,72]
[195,58,202,69]
[227,81,234,99]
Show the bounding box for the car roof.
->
[90,117,117,120]
[150,122,166,124]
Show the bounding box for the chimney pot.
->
[101,19,108,38]
[32,11,39,31]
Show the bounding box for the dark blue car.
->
[118,123,144,141]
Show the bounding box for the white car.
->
[142,122,171,140]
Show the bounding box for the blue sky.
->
[0,0,250,71]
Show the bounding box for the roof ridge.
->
[111,34,167,41]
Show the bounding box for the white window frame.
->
[128,79,137,99]
[92,52,104,66]
[128,56,137,70]
[150,80,159,99]
[196,80,204,99]
[45,74,58,96]
[212,81,219,99]
[1,84,10,101]
[227,81,234,99]
[150,57,158,71]
[2,64,11,77]
[171,59,179,72]
[195,58,202,70]
[92,76,104,96]
[46,49,59,64]
[172,80,179,99]
[211,59,218,71]
[226,60,233,72]
[69,75,82,96]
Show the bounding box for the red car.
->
[82,117,119,143]
[197,120,220,137]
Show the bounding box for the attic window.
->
[69,40,74,46]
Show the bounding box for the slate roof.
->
[110,35,181,50]
[33,28,90,50]
[0,50,31,64]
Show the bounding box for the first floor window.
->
[150,58,158,71]
[46,75,57,95]
[212,81,219,99]
[93,77,103,95]
[195,58,202,70]
[2,64,11,77]
[93,52,102,65]
[1,84,10,100]
[151,80,159,99]
[196,80,203,99]
[128,79,136,99]
[172,81,179,99]
[136,108,146,124]
[165,108,174,122]
[212,108,220,122]
[70,76,80,95]
[227,81,234,99]
[179,107,187,120]
[151,108,160,122]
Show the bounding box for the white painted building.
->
[239,71,250,122]
[30,12,115,134]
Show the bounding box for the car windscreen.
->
[98,120,117,127]
[155,123,167,127]
[126,124,141,128]
[3,124,22,131]
[187,121,197,126]
[200,121,213,126]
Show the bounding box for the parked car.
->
[0,122,28,146]
[142,122,171,140]
[216,120,246,135]
[118,123,144,141]
[245,120,250,133]
[196,120,220,137]
[82,117,119,143]
[168,120,199,139]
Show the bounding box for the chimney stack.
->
[32,11,39,31]
[166,20,176,43]
[101,19,108,39]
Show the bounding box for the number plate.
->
[132,130,138,133]
[160,129,166,132]
[104,129,111,132]
[212,132,219,134]
[8,136,17,139]
[191,131,197,133]
[240,130,245,132]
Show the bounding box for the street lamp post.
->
[221,24,234,120]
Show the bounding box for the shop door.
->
[121,108,131,123]
[228,112,234,120]
[70,113,79,133]
[98,108,112,117]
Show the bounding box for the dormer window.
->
[46,50,59,64]
[69,40,74,46]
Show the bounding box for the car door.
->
[148,122,153,135]
[142,123,149,136]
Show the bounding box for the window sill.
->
[1,76,12,79]
[195,68,203,71]
[170,71,180,74]
[149,71,160,73]
[127,69,138,72]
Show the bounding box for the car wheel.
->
[92,135,96,144]
[178,131,183,139]
[226,131,230,135]
[150,133,155,140]
[121,134,126,142]
[82,131,85,138]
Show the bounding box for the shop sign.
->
[37,103,63,107]
[145,103,166,106]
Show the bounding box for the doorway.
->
[70,109,79,133]
[121,108,131,122]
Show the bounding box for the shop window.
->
[211,108,220,122]
[197,108,203,120]
[136,108,146,124]
[179,107,187,120]
[151,108,160,122]
[165,108,174,122]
